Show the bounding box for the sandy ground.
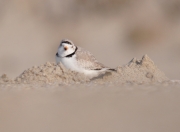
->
[0,83,180,132]
[0,55,168,84]
[0,55,180,132]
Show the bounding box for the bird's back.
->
[75,47,107,70]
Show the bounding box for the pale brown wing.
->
[75,47,107,70]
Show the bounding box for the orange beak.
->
[64,46,68,51]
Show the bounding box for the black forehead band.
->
[61,41,72,45]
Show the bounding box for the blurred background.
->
[0,0,180,79]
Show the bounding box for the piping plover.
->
[56,39,116,78]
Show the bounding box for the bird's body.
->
[56,39,115,78]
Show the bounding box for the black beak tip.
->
[56,53,59,57]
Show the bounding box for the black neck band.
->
[65,47,78,58]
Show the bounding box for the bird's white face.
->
[57,40,76,57]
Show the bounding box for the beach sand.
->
[0,55,180,132]
[0,55,168,84]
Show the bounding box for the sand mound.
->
[0,55,169,84]
[118,55,167,82]
[14,62,90,84]
[93,55,168,84]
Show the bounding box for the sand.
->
[1,84,180,132]
[0,55,180,132]
[0,55,169,85]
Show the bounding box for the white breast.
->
[56,55,82,72]
[56,55,104,77]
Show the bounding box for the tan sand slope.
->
[0,84,180,132]
[0,55,168,84]
[0,55,179,132]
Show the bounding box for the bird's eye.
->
[64,46,68,51]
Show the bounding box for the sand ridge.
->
[0,55,169,84]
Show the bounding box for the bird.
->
[56,39,116,78]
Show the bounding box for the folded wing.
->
[75,47,107,70]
